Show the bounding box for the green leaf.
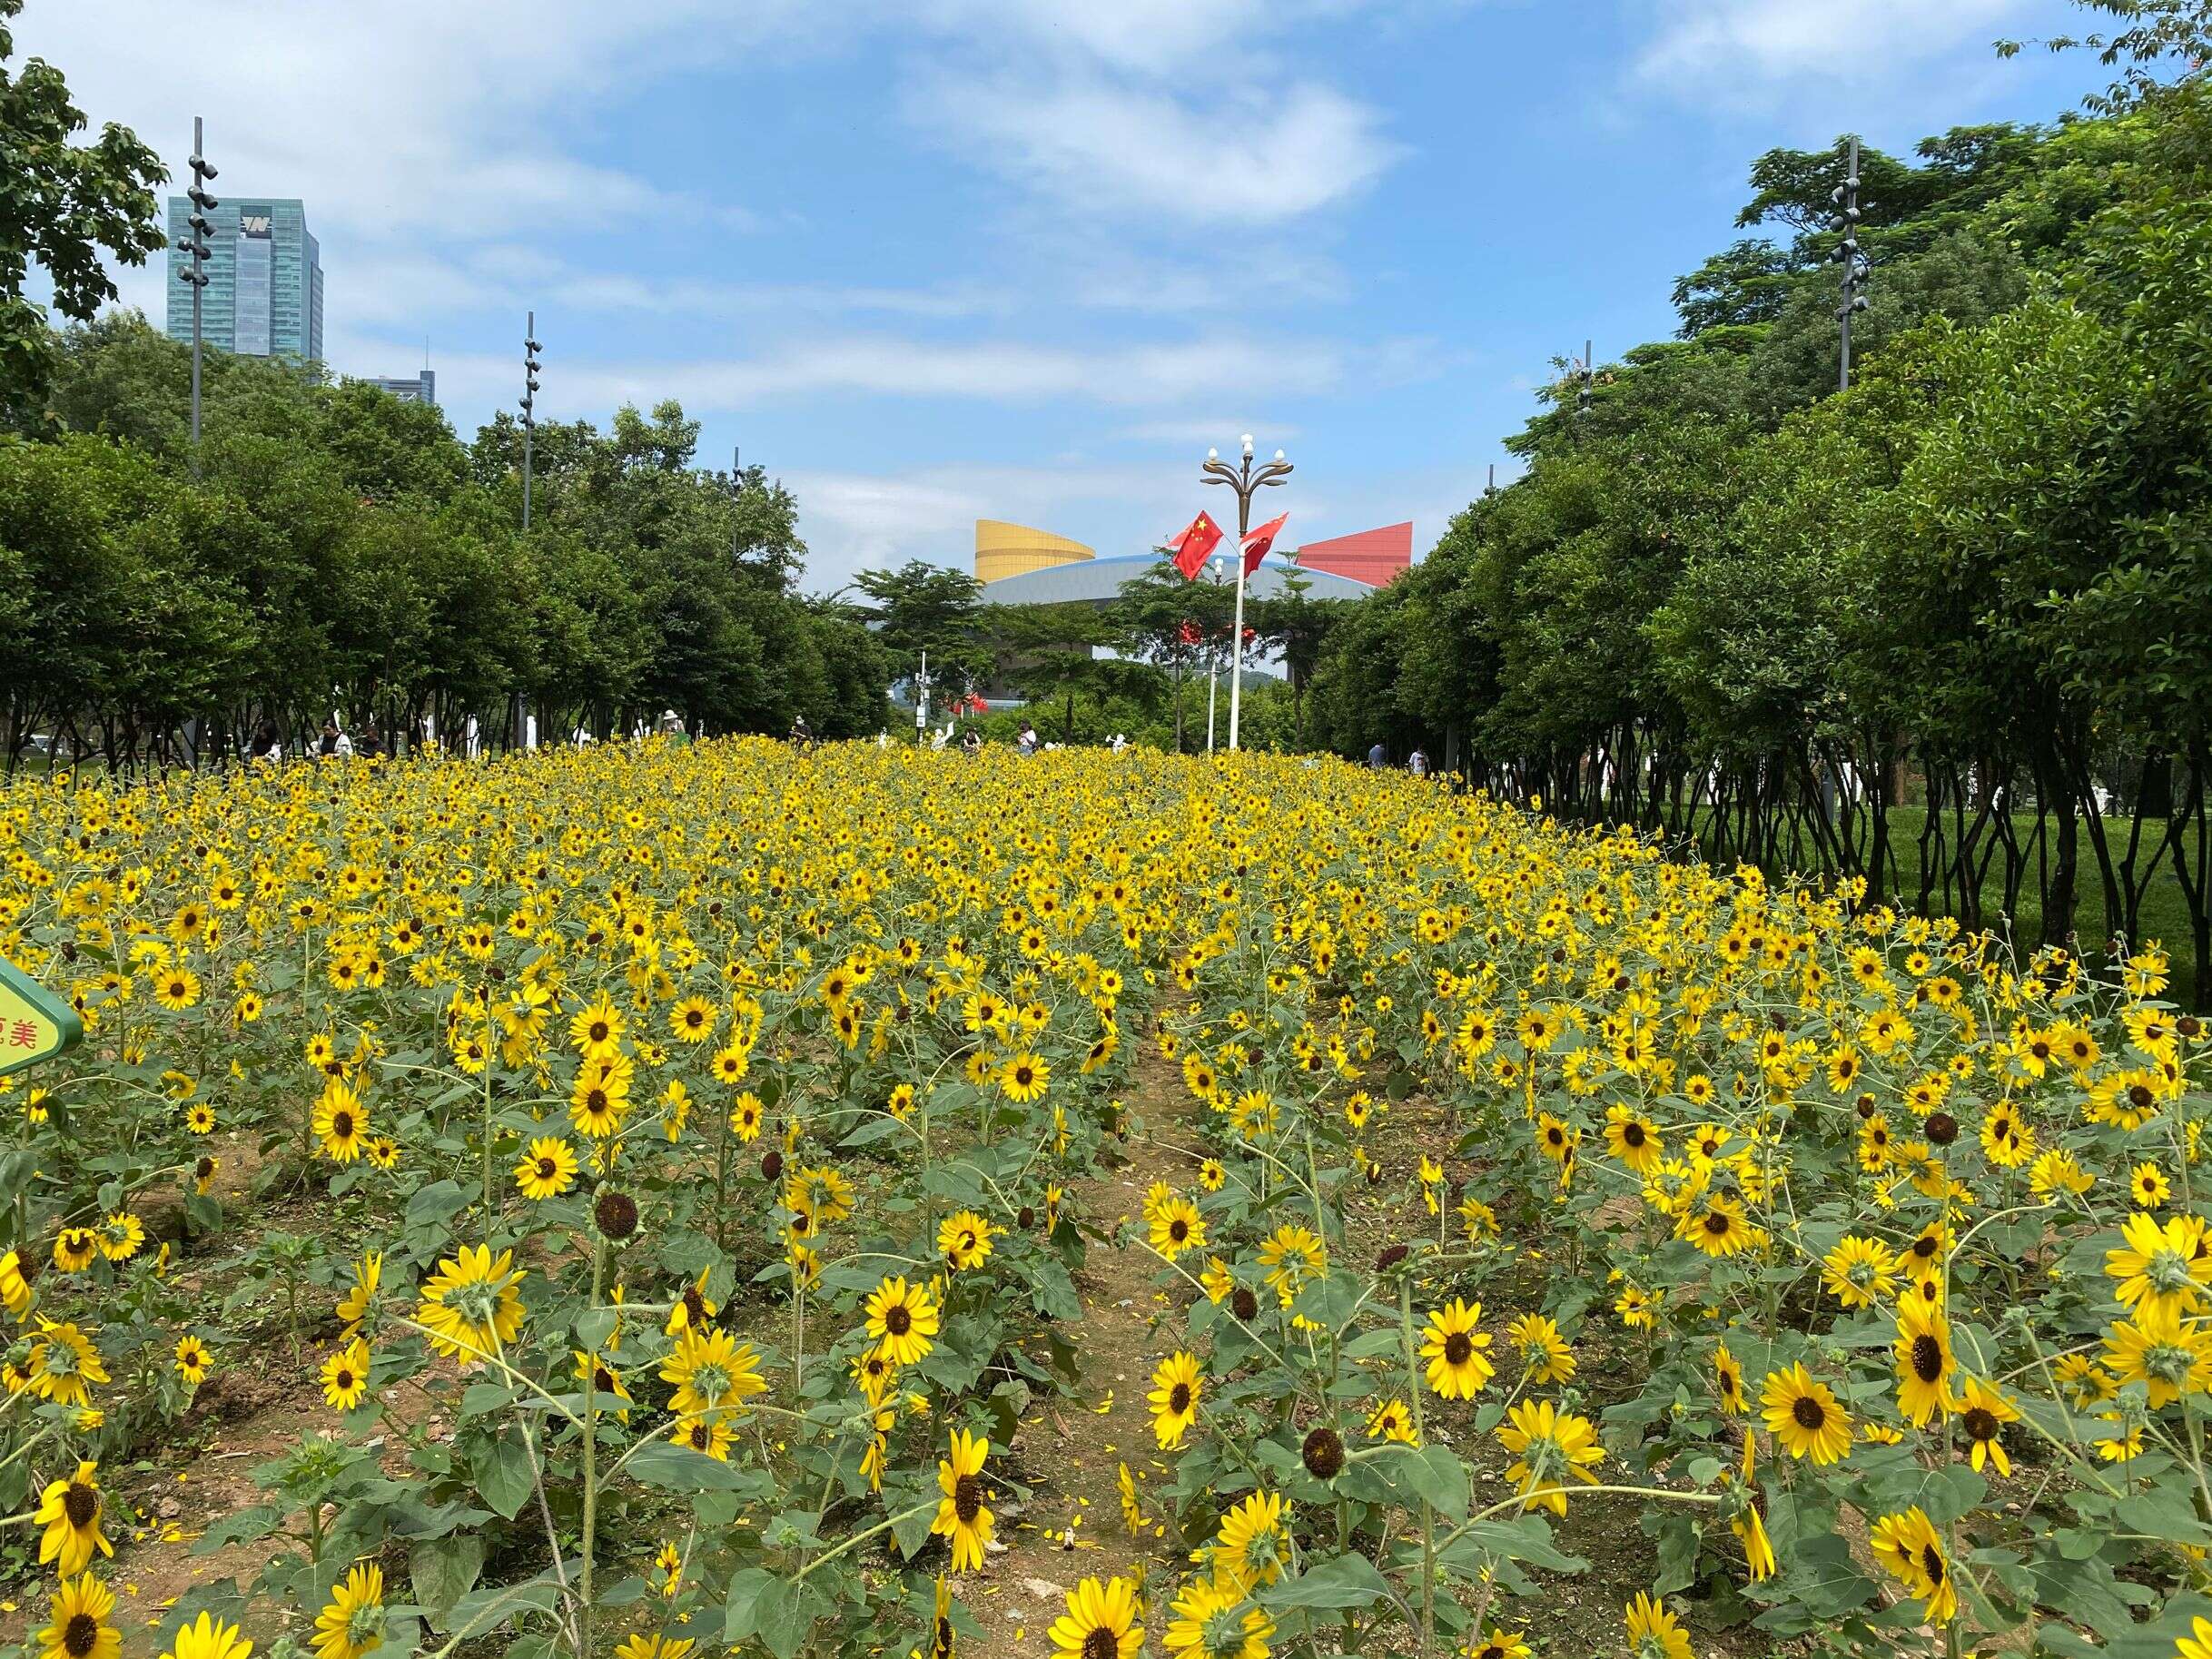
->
[575,1307,618,1352]
[410,1535,486,1625]
[1260,1551,1392,1610]
[839,1114,909,1147]
[405,1178,471,1233]
[628,1442,774,1495]
[471,1434,533,1520]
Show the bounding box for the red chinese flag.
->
[1163,510,1225,580]
[1240,511,1289,578]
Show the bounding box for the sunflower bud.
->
[1301,1425,1345,1480]
[594,1189,639,1240]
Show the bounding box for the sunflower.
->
[1150,1196,1206,1261]
[1760,1363,1852,1465]
[38,1573,120,1659]
[1421,1299,1496,1399]
[173,1334,212,1386]
[939,1210,996,1273]
[1362,1394,1418,1445]
[1200,1257,1236,1305]
[569,1057,633,1139]
[1199,1158,1228,1192]
[1713,1341,1746,1415]
[1001,1051,1051,1102]
[611,1637,695,1659]
[1213,1489,1289,1592]
[864,1275,941,1368]
[1604,1103,1664,1175]
[660,1326,767,1417]
[668,995,717,1043]
[2105,1211,2210,1318]
[1820,1235,1899,1310]
[1893,1299,1955,1427]
[513,1136,579,1200]
[932,1427,995,1572]
[673,1415,735,1460]
[570,992,626,1057]
[1728,1437,1774,1582]
[2102,1301,2212,1407]
[1505,1312,1575,1384]
[1462,1631,1533,1659]
[185,1101,217,1134]
[1495,1398,1604,1516]
[1679,1193,1757,1257]
[312,1079,370,1162]
[1623,1592,1692,1659]
[321,1338,372,1411]
[53,1228,98,1273]
[161,1610,253,1659]
[28,1321,108,1408]
[415,1245,528,1361]
[0,1247,31,1317]
[729,1091,765,1141]
[1870,1506,1956,1623]
[1047,1575,1143,1659]
[336,1251,381,1340]
[1162,1577,1274,1659]
[566,1348,632,1425]
[35,1460,113,1575]
[1952,1375,2020,1476]
[154,967,202,1011]
[1897,1220,1949,1283]
[312,1563,387,1659]
[1257,1224,1326,1307]
[1148,1351,1203,1448]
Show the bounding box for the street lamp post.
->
[1200,434,1292,752]
[183,120,218,468]
[521,314,542,528]
[1832,136,1868,392]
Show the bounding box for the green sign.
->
[0,958,81,1079]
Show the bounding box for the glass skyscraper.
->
[163,197,322,362]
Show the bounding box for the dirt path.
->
[967,1040,1204,1658]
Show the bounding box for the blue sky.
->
[26,0,2103,593]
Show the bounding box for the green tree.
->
[0,0,166,424]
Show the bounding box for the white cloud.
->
[404,331,1385,419]
[1634,0,2032,94]
[914,74,1402,225]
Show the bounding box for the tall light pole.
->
[521,314,541,528]
[182,121,218,466]
[1200,433,1292,751]
[1832,137,1868,392]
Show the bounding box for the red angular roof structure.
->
[1292,521,1413,588]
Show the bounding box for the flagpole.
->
[1202,434,1293,753]
[1228,502,1249,752]
[1207,555,1223,752]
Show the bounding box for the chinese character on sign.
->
[7,1020,34,1048]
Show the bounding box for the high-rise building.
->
[164,197,322,362]
[360,370,436,408]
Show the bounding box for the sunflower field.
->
[2,741,2211,1659]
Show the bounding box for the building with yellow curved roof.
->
[975,519,1093,586]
